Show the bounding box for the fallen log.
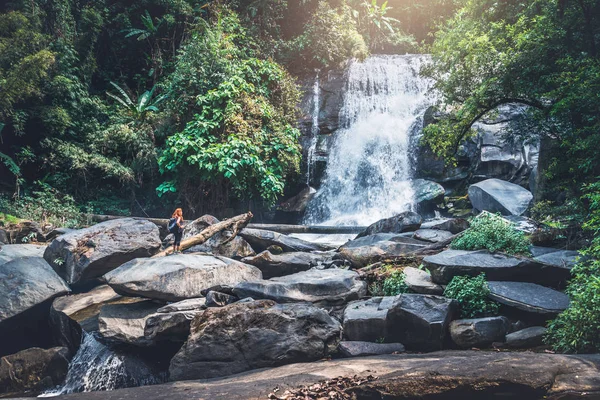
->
[152,212,253,257]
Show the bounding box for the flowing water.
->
[306,70,320,185]
[304,55,435,226]
[40,333,164,397]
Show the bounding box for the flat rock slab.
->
[423,249,571,287]
[52,285,121,317]
[420,218,470,234]
[104,254,262,302]
[534,250,579,269]
[413,229,454,243]
[44,218,161,285]
[468,178,533,216]
[338,341,405,357]
[403,267,443,295]
[240,228,331,252]
[48,351,600,400]
[356,212,422,238]
[241,251,333,279]
[157,298,206,313]
[505,326,547,348]
[144,310,203,343]
[487,281,570,315]
[169,300,341,381]
[233,268,366,308]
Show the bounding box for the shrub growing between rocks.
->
[383,271,409,296]
[443,274,499,318]
[451,212,530,256]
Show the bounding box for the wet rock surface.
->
[241,250,333,279]
[356,212,422,238]
[98,300,161,346]
[342,297,394,342]
[44,218,161,286]
[240,228,331,253]
[449,316,510,348]
[504,326,547,348]
[337,235,429,268]
[468,178,533,216]
[487,281,570,315]
[338,341,405,357]
[402,267,443,295]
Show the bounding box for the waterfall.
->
[306,70,320,185]
[40,332,164,396]
[304,55,435,226]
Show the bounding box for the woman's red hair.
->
[172,208,183,220]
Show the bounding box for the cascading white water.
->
[40,333,163,397]
[304,55,435,226]
[306,70,320,185]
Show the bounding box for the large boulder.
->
[413,229,454,243]
[487,281,570,315]
[0,255,70,357]
[468,179,533,216]
[402,267,443,295]
[98,300,161,346]
[338,341,405,357]
[420,218,470,234]
[386,294,457,351]
[241,250,333,279]
[533,250,579,269]
[279,187,317,213]
[423,249,571,287]
[0,347,70,394]
[337,235,429,268]
[157,298,206,313]
[449,317,510,348]
[240,228,331,252]
[0,243,45,263]
[104,254,262,302]
[356,212,422,238]
[44,218,161,285]
[342,297,395,342]
[233,268,366,308]
[169,300,341,381]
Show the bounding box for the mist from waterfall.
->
[304,55,435,226]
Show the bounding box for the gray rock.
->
[487,281,569,315]
[241,250,333,279]
[503,215,539,233]
[144,310,203,343]
[0,256,70,323]
[279,187,317,213]
[505,326,547,348]
[44,218,161,285]
[468,179,533,216]
[403,267,443,295]
[420,218,470,234]
[534,250,579,269]
[169,300,341,380]
[104,254,262,302]
[356,212,422,238]
[449,317,510,348]
[157,298,206,313]
[413,229,454,243]
[338,341,405,357]
[98,300,161,346]
[342,297,395,342]
[0,346,70,394]
[205,291,238,307]
[413,179,445,204]
[387,294,457,351]
[240,228,331,252]
[0,243,45,263]
[0,229,7,244]
[423,249,571,287]
[337,236,429,268]
[233,268,366,308]
[44,227,76,242]
[529,246,561,257]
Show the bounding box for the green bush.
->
[451,212,531,255]
[382,271,409,296]
[443,274,499,318]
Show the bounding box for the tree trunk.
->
[152,212,254,258]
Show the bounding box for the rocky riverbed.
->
[0,185,591,398]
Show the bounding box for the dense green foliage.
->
[451,212,530,255]
[444,274,499,318]
[0,0,455,218]
[382,270,409,296]
[546,182,600,353]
